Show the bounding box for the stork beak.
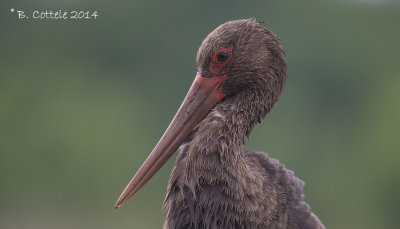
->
[115,74,227,208]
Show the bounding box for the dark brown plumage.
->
[163,19,324,229]
[116,19,325,229]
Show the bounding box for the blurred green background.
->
[1,0,399,228]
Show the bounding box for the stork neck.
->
[178,87,270,199]
[186,86,271,161]
[216,87,270,147]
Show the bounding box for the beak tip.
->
[115,198,124,209]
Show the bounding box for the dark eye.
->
[217,51,229,62]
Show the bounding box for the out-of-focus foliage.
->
[1,0,399,228]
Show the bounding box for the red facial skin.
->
[210,46,233,75]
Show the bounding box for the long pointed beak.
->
[115,74,227,208]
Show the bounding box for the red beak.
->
[115,74,227,208]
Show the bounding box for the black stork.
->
[115,19,325,229]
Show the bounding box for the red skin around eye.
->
[210,46,233,75]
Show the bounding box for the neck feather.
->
[181,87,274,189]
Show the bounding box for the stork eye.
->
[217,51,229,63]
[209,46,233,74]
